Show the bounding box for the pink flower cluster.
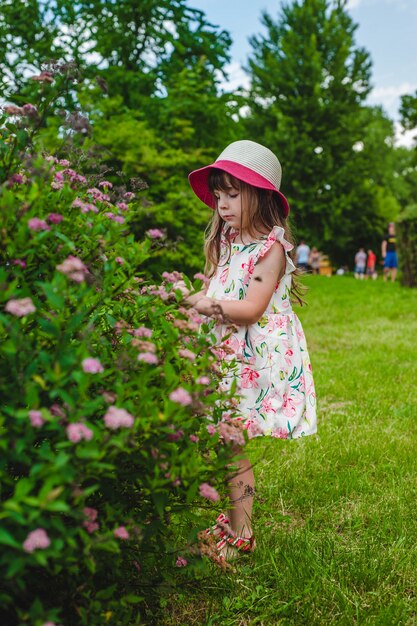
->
[196,376,210,385]
[162,270,182,283]
[138,352,158,364]
[72,198,99,213]
[146,228,164,239]
[66,422,93,443]
[5,297,36,317]
[83,507,99,533]
[116,202,128,211]
[169,387,192,406]
[47,212,64,224]
[176,556,187,567]
[28,217,50,232]
[29,410,44,427]
[105,212,125,224]
[23,528,51,553]
[114,526,129,540]
[132,326,152,338]
[82,357,104,374]
[178,348,196,362]
[98,180,113,189]
[56,256,88,283]
[104,406,134,429]
[199,482,220,502]
[87,187,110,202]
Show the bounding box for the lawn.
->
[166,275,417,625]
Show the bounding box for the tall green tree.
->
[1,0,239,274]
[244,0,396,264]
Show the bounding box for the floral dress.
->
[206,225,317,440]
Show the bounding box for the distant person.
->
[354,248,366,279]
[366,249,377,280]
[381,223,398,282]
[296,240,310,270]
[309,247,320,275]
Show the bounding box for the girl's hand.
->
[193,296,216,316]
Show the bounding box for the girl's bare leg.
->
[228,455,255,538]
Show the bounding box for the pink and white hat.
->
[188,140,290,217]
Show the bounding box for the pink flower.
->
[22,103,38,117]
[102,390,117,403]
[207,424,217,436]
[193,272,209,284]
[162,270,182,283]
[176,556,187,567]
[115,256,125,264]
[124,192,135,200]
[5,297,36,317]
[87,187,109,202]
[116,202,129,211]
[240,367,260,389]
[28,217,50,231]
[47,212,64,224]
[178,348,196,361]
[282,393,301,418]
[199,482,220,502]
[113,215,125,224]
[272,427,289,439]
[12,259,27,268]
[189,434,199,443]
[84,521,99,533]
[167,426,184,441]
[284,348,294,366]
[138,352,158,364]
[58,159,70,166]
[56,255,88,283]
[50,403,66,418]
[82,357,104,374]
[99,180,113,188]
[196,376,210,385]
[114,526,129,540]
[83,507,98,521]
[169,387,192,406]
[29,410,44,427]
[66,423,93,443]
[23,528,51,553]
[104,406,134,429]
[147,228,164,239]
[133,326,152,338]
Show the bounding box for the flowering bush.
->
[0,73,240,624]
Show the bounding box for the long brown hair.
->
[204,169,306,305]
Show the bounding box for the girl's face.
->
[213,184,244,229]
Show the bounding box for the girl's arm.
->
[194,242,285,325]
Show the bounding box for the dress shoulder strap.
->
[255,226,296,275]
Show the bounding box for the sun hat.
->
[188,140,290,217]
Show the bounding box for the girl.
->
[186,140,317,560]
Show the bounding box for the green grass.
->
[165,276,417,625]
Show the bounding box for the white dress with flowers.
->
[206,225,317,440]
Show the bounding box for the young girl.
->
[186,140,317,560]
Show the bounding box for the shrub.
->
[397,204,417,287]
[0,72,239,625]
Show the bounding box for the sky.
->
[187,0,417,146]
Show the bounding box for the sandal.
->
[204,513,232,538]
[225,533,256,553]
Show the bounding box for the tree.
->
[1,0,239,275]
[243,0,396,264]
